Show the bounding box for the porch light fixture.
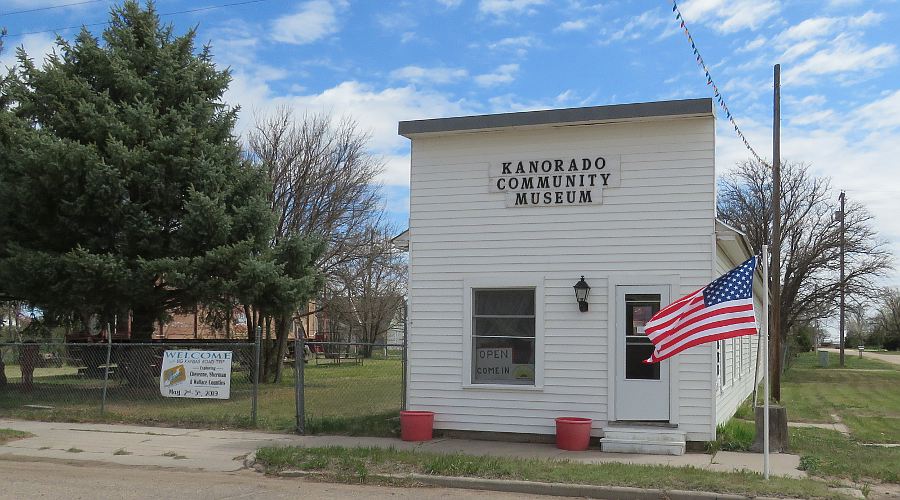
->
[573,276,591,312]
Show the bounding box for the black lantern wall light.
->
[573,276,591,312]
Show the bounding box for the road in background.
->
[822,348,900,366]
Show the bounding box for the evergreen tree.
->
[0,2,321,345]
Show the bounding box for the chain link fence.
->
[0,341,259,427]
[1,335,408,436]
[295,340,406,435]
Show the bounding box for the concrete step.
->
[600,427,687,456]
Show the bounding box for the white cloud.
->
[604,9,667,44]
[854,89,900,132]
[436,0,463,7]
[486,35,538,57]
[488,36,536,50]
[738,36,767,53]
[780,40,820,63]
[848,10,884,28]
[479,0,545,17]
[679,0,780,33]
[826,0,863,7]
[271,0,347,45]
[230,81,472,186]
[789,109,836,126]
[389,65,469,85]
[474,63,519,87]
[784,34,896,85]
[780,11,884,43]
[556,20,587,32]
[0,33,57,71]
[783,17,839,41]
[376,12,417,31]
[2,0,98,12]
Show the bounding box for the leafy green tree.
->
[0,1,321,361]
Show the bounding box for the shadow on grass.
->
[305,411,399,437]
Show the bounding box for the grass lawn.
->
[782,352,900,443]
[0,428,33,445]
[254,445,851,499]
[792,427,900,484]
[720,352,900,484]
[0,359,402,435]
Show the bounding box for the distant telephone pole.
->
[771,64,783,401]
[839,190,846,367]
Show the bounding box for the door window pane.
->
[473,289,535,385]
[626,294,660,336]
[624,294,661,380]
[625,341,660,379]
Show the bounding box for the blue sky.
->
[3,0,900,290]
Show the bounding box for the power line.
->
[671,0,768,168]
[0,0,104,18]
[5,0,270,38]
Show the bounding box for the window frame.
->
[462,275,545,391]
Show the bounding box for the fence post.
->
[294,333,305,434]
[252,325,261,426]
[401,300,408,411]
[101,322,113,414]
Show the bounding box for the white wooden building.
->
[398,98,763,454]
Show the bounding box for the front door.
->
[614,285,670,421]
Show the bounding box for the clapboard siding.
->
[714,245,763,427]
[407,115,718,440]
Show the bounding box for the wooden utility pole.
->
[771,64,783,401]
[839,190,846,367]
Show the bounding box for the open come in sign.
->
[475,348,534,382]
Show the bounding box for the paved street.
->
[0,457,552,499]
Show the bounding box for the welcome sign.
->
[489,154,620,207]
[159,350,232,399]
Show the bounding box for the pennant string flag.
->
[671,0,768,168]
[643,257,759,364]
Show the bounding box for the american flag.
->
[644,257,759,364]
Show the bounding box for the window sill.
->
[462,383,544,392]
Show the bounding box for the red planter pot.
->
[555,417,592,451]
[400,410,435,441]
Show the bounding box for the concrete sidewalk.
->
[0,419,805,478]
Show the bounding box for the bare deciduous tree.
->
[247,106,386,379]
[871,288,900,350]
[326,226,406,357]
[718,160,892,393]
[250,107,383,264]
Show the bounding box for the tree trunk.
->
[273,313,290,383]
[260,316,270,382]
[243,305,251,341]
[225,310,231,339]
[131,305,156,341]
[126,306,159,387]
[751,405,789,453]
[0,355,7,390]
